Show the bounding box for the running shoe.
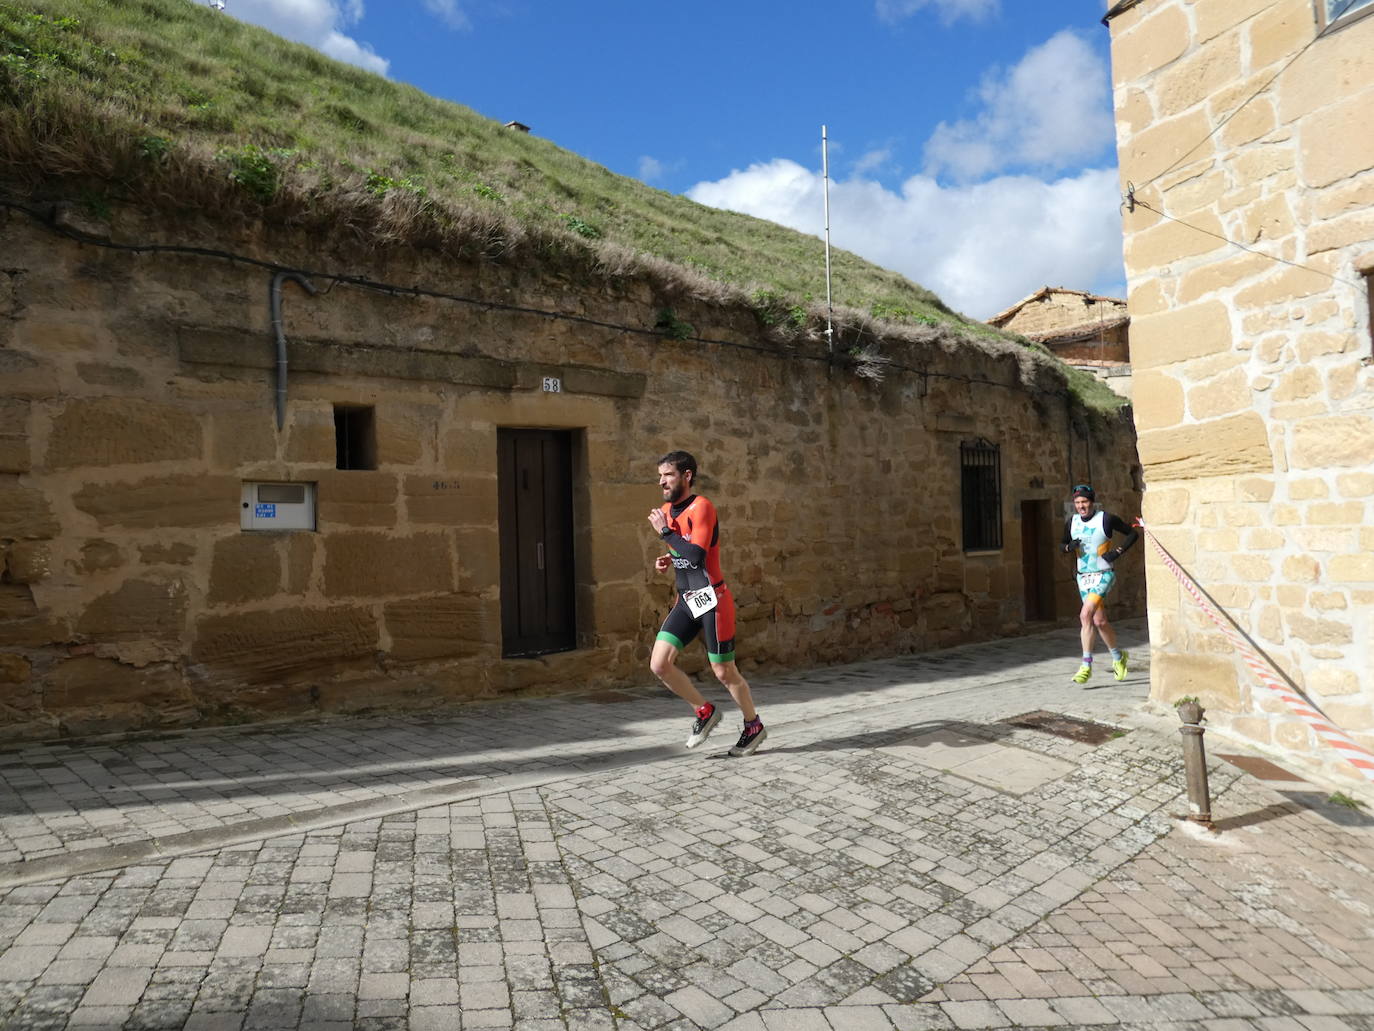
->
[728,722,768,757]
[1112,651,1129,681]
[685,704,721,749]
[1071,664,1092,684]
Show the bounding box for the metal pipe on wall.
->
[269,271,318,431]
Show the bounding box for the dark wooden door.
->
[498,429,575,657]
[1021,500,1057,622]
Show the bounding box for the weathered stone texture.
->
[192,606,377,683]
[46,398,203,469]
[0,485,59,540]
[208,535,281,605]
[75,475,240,529]
[384,594,495,662]
[324,532,454,598]
[77,578,188,640]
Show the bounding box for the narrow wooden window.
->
[334,405,376,470]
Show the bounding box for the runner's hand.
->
[1062,542,1076,554]
[654,555,672,573]
[648,508,667,533]
[1104,548,1122,564]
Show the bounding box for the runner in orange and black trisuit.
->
[647,450,767,756]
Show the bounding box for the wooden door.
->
[498,429,575,657]
[1021,500,1057,622]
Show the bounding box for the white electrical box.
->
[240,482,316,532]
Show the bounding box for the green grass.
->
[0,0,1127,412]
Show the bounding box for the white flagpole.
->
[822,125,834,355]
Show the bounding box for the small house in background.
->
[504,121,531,133]
[987,287,1132,398]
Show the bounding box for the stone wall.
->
[1108,0,1374,786]
[0,204,1142,740]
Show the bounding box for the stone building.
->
[0,202,1141,741]
[1106,0,1374,786]
[987,287,1132,398]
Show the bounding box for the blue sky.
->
[218,0,1125,319]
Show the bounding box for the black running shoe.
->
[685,704,721,749]
[728,722,768,757]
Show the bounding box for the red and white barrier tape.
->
[1138,519,1374,783]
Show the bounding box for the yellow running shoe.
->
[1071,663,1092,684]
[1112,651,1129,681]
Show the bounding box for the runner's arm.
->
[659,502,715,567]
[1104,514,1140,562]
[1062,517,1076,553]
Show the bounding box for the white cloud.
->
[639,156,665,182]
[923,30,1113,182]
[687,158,1125,320]
[876,0,999,25]
[421,0,472,30]
[221,0,389,75]
[851,148,893,176]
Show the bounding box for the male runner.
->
[1062,483,1139,684]
[647,451,767,756]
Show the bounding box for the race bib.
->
[684,585,718,618]
[1078,571,1103,592]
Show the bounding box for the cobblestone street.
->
[0,621,1371,1030]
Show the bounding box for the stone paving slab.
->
[0,621,1371,1029]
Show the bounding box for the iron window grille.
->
[961,438,1002,551]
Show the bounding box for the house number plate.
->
[542,377,562,393]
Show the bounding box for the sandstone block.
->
[73,540,124,574]
[77,577,188,640]
[1307,210,1374,255]
[1111,3,1189,84]
[441,427,499,477]
[1273,720,1314,753]
[1137,489,1186,529]
[1236,478,1275,502]
[377,405,436,466]
[208,535,282,605]
[1220,97,1276,149]
[1284,611,1352,646]
[1290,415,1374,469]
[1337,472,1374,498]
[75,362,143,389]
[1127,213,1229,273]
[324,532,454,598]
[0,485,59,540]
[1151,650,1241,711]
[1289,478,1329,500]
[0,397,29,475]
[1310,590,1348,611]
[1238,194,1294,245]
[1187,368,1251,419]
[1246,528,1284,550]
[1130,301,1233,370]
[1314,177,1374,220]
[46,398,203,469]
[1300,87,1374,190]
[1132,371,1184,431]
[1138,413,1273,480]
[191,605,377,683]
[74,474,240,529]
[1117,109,1213,187]
[0,652,31,684]
[1234,267,1333,310]
[385,594,496,662]
[44,656,191,710]
[1308,668,1360,697]
[456,527,500,593]
[403,475,469,526]
[1281,555,1320,583]
[1155,32,1241,118]
[1297,331,1358,362]
[1232,555,1273,582]
[140,542,196,566]
[3,542,51,584]
[284,411,337,465]
[0,347,60,399]
[1249,0,1316,71]
[1176,252,1271,306]
[1329,553,1374,582]
[314,469,398,528]
[211,410,279,468]
[1307,501,1363,525]
[285,535,316,594]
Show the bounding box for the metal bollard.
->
[1176,699,1213,829]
